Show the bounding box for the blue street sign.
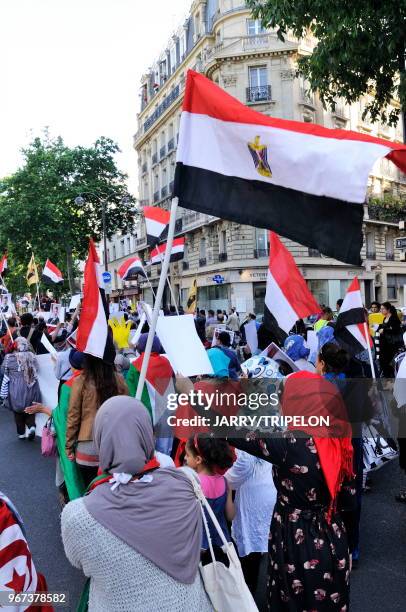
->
[213,274,225,284]
[102,271,112,284]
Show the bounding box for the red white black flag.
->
[174,70,406,265]
[77,240,115,363]
[334,277,372,354]
[143,206,170,247]
[0,253,7,275]
[264,232,320,339]
[42,259,63,284]
[149,237,185,265]
[118,257,147,281]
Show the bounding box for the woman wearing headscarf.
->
[61,396,212,612]
[378,301,403,377]
[66,353,128,487]
[180,370,356,610]
[1,336,41,440]
[283,335,315,372]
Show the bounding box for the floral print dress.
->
[229,432,356,612]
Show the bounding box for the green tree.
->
[247,0,406,125]
[0,134,137,295]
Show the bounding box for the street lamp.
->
[74,191,134,272]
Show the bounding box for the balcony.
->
[168,137,175,151]
[243,33,272,51]
[141,162,148,174]
[182,261,189,270]
[219,252,228,262]
[143,84,180,133]
[153,191,160,203]
[161,185,168,199]
[160,145,166,159]
[254,248,268,258]
[246,85,272,103]
[152,152,158,166]
[199,257,207,266]
[308,248,321,257]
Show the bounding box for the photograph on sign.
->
[211,327,234,347]
[260,342,299,373]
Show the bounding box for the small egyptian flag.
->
[118,257,147,281]
[334,277,372,355]
[150,237,185,265]
[186,278,197,313]
[0,253,7,275]
[143,206,171,247]
[42,259,63,284]
[26,254,39,286]
[264,232,320,341]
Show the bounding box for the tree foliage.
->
[0,133,137,294]
[368,192,406,222]
[247,0,406,125]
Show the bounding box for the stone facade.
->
[105,0,406,311]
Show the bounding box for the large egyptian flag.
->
[265,232,320,339]
[77,240,115,363]
[334,277,372,354]
[174,71,406,265]
[118,256,147,281]
[42,259,63,284]
[149,237,185,265]
[143,206,171,246]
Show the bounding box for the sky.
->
[0,0,191,195]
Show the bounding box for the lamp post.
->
[74,192,133,272]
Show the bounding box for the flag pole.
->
[136,197,178,400]
[363,321,376,380]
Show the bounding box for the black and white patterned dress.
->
[229,432,356,612]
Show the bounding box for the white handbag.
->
[186,469,259,612]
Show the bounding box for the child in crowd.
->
[185,435,235,555]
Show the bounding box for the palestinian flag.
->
[143,206,170,246]
[127,353,175,452]
[174,71,406,265]
[150,237,185,265]
[334,277,372,354]
[118,257,147,281]
[0,253,7,275]
[42,259,63,284]
[265,232,320,338]
[77,240,115,363]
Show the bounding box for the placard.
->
[260,342,299,372]
[244,319,258,354]
[156,314,214,377]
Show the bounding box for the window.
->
[120,239,125,257]
[200,237,206,261]
[112,245,117,260]
[249,66,267,89]
[255,228,269,257]
[127,237,131,254]
[247,19,266,36]
[220,230,227,254]
[385,233,394,260]
[366,232,376,259]
[307,280,328,306]
[107,249,111,263]
[114,270,118,289]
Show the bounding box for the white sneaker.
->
[27,427,36,441]
[18,434,26,440]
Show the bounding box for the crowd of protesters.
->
[0,295,405,611]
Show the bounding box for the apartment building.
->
[106,0,406,311]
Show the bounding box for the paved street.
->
[0,407,405,612]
